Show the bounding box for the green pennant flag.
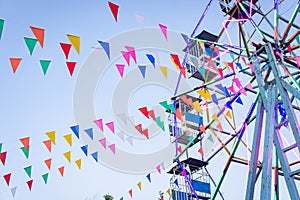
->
[155,117,165,131]
[42,173,49,184]
[229,52,235,61]
[199,67,206,79]
[296,35,300,45]
[0,143,2,153]
[0,19,4,40]
[21,146,29,159]
[207,134,214,143]
[188,136,194,144]
[24,37,38,55]
[39,60,51,75]
[119,197,123,200]
[24,166,32,178]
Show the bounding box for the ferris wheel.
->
[166,0,300,200]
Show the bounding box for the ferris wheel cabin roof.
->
[167,157,208,175]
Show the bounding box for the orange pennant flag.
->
[44,158,52,170]
[226,110,232,119]
[176,108,183,121]
[20,137,30,151]
[9,58,22,73]
[43,140,52,152]
[58,166,65,177]
[216,123,223,131]
[30,26,45,48]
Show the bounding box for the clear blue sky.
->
[0,0,299,200]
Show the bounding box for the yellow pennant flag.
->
[226,110,232,119]
[75,159,82,170]
[63,134,72,147]
[212,113,218,122]
[160,66,168,78]
[67,34,80,54]
[198,41,205,50]
[46,131,56,145]
[192,101,202,115]
[223,62,229,70]
[197,89,212,101]
[137,181,142,190]
[63,151,71,163]
[166,188,171,197]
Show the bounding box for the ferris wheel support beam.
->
[281,1,300,44]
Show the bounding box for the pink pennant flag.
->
[99,138,106,149]
[239,88,247,96]
[116,64,125,77]
[296,56,300,68]
[156,165,161,174]
[248,64,255,73]
[181,169,186,176]
[246,83,253,90]
[159,24,168,41]
[227,86,236,94]
[121,51,131,66]
[287,44,292,56]
[228,62,235,71]
[232,78,242,89]
[93,119,104,132]
[125,46,137,64]
[108,144,116,154]
[105,122,115,133]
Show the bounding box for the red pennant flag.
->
[3,173,11,186]
[44,158,52,170]
[129,189,133,198]
[198,147,204,156]
[58,166,65,177]
[27,180,33,191]
[179,67,186,78]
[60,43,72,59]
[176,108,183,121]
[148,110,156,120]
[30,26,45,48]
[20,137,30,151]
[177,146,182,154]
[218,68,224,79]
[138,107,149,118]
[108,2,119,22]
[0,151,7,165]
[9,58,22,73]
[43,140,52,152]
[170,54,181,68]
[142,129,149,139]
[66,61,77,76]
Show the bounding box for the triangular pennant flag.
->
[75,159,82,170]
[138,65,146,78]
[84,128,93,140]
[174,179,179,187]
[216,123,223,131]
[43,140,52,152]
[160,66,168,78]
[236,96,244,105]
[176,108,183,121]
[58,166,65,177]
[20,137,30,151]
[146,173,151,182]
[228,62,235,71]
[225,101,233,110]
[0,143,2,152]
[66,61,77,76]
[108,144,116,154]
[10,186,17,197]
[167,188,171,197]
[63,134,72,147]
[193,101,202,114]
[67,34,80,54]
[137,181,142,190]
[296,35,300,45]
[39,60,51,75]
[120,197,124,200]
[148,110,156,120]
[81,145,88,156]
[105,122,115,133]
[181,33,189,45]
[199,67,206,79]
[218,68,224,79]
[99,138,107,149]
[236,62,243,72]
[0,19,4,40]
[30,26,45,48]
[21,146,29,159]
[46,131,56,145]
[226,110,233,119]
[138,107,149,118]
[227,86,236,94]
[42,173,49,184]
[170,54,182,68]
[156,117,165,131]
[296,56,300,68]
[70,125,80,139]
[9,58,22,73]
[156,165,161,174]
[198,147,204,156]
[108,2,119,22]
[159,24,168,41]
[233,78,243,89]
[3,173,11,186]
[44,158,52,170]
[211,93,219,105]
[246,83,253,90]
[63,151,71,163]
[129,189,133,198]
[24,37,38,55]
[91,151,98,162]
[24,166,32,178]
[177,146,182,154]
[115,131,124,142]
[135,14,144,27]
[115,64,125,77]
[126,136,133,146]
[26,180,33,191]
[121,51,131,66]
[98,41,110,59]
[60,43,72,59]
[198,89,212,101]
[125,46,137,63]
[208,134,214,142]
[146,54,155,67]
